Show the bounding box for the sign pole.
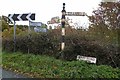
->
[28,20,31,54]
[28,21,31,32]
[13,21,16,52]
[61,3,66,50]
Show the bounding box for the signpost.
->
[13,21,16,52]
[61,3,66,50]
[61,3,88,50]
[8,13,35,52]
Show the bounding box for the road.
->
[0,67,27,78]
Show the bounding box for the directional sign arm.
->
[66,12,87,16]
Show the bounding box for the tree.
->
[47,16,60,24]
[88,1,120,45]
[89,1,120,29]
[1,16,9,31]
[88,1,120,67]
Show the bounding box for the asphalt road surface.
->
[0,67,27,78]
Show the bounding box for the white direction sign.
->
[77,55,97,63]
[30,21,42,26]
[66,12,87,16]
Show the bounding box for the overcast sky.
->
[0,0,102,25]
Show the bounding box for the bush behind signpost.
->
[2,28,120,68]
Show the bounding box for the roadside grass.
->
[2,52,120,78]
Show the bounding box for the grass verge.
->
[2,52,120,78]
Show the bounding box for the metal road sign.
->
[66,12,87,16]
[8,13,35,22]
[77,55,97,63]
[8,13,35,52]
[29,21,42,27]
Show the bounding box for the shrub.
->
[2,28,120,68]
[57,28,120,68]
[2,37,14,52]
[2,30,60,56]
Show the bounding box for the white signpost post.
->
[61,6,88,51]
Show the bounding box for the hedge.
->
[2,28,120,68]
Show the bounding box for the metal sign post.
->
[60,3,88,50]
[13,21,16,52]
[61,3,66,50]
[60,3,87,50]
[28,21,31,54]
